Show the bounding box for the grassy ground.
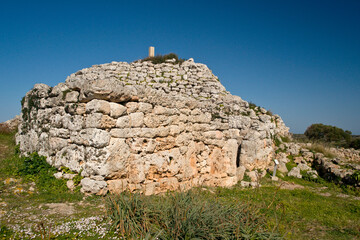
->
[1,131,359,239]
[217,178,360,240]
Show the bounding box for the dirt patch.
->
[279,182,305,190]
[0,145,9,159]
[318,192,331,197]
[337,193,350,198]
[44,203,76,215]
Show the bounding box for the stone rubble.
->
[271,141,360,187]
[17,58,290,194]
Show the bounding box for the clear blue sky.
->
[1,0,359,134]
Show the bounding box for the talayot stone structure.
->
[16,57,290,195]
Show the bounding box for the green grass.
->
[106,189,282,239]
[285,158,297,171]
[216,179,360,240]
[141,53,185,65]
[0,132,83,203]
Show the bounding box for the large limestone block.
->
[278,161,288,173]
[129,112,144,127]
[143,114,177,128]
[106,138,131,178]
[81,178,107,194]
[62,114,84,131]
[70,128,110,148]
[67,78,139,103]
[109,102,127,118]
[65,91,79,103]
[116,116,130,128]
[153,106,177,115]
[54,144,85,172]
[203,131,223,140]
[159,177,179,191]
[288,167,302,178]
[85,113,116,129]
[49,137,68,152]
[86,99,110,115]
[33,83,52,98]
[50,82,69,97]
[125,102,139,113]
[144,182,160,195]
[108,179,128,194]
[229,115,251,129]
[138,102,153,113]
[85,147,110,163]
[188,112,211,123]
[222,139,238,176]
[110,128,134,138]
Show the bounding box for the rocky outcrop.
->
[16,58,290,194]
[271,141,360,188]
[1,115,21,132]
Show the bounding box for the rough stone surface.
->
[288,167,302,178]
[17,58,290,194]
[1,115,21,131]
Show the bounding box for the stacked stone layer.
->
[17,59,289,194]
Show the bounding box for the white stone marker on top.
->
[149,46,155,57]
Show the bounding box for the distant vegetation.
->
[303,123,359,149]
[142,53,185,65]
[304,123,352,143]
[349,138,360,149]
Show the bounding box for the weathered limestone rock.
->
[80,178,107,194]
[278,161,288,173]
[1,115,21,131]
[17,58,290,194]
[288,167,302,178]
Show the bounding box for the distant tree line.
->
[304,123,360,149]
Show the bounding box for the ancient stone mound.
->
[16,58,289,195]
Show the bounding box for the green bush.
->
[249,102,257,110]
[0,224,13,238]
[349,139,360,150]
[18,152,68,193]
[304,123,352,144]
[142,53,185,65]
[286,158,297,171]
[106,190,282,239]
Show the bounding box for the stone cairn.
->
[16,57,290,195]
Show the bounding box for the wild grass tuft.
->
[306,143,336,159]
[106,189,282,239]
[142,53,185,65]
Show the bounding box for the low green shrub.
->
[18,152,68,193]
[106,190,282,239]
[280,136,291,143]
[286,158,297,171]
[142,53,185,65]
[0,224,13,238]
[274,136,282,147]
[304,123,352,144]
[350,171,360,185]
[349,139,360,150]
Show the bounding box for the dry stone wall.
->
[16,58,290,195]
